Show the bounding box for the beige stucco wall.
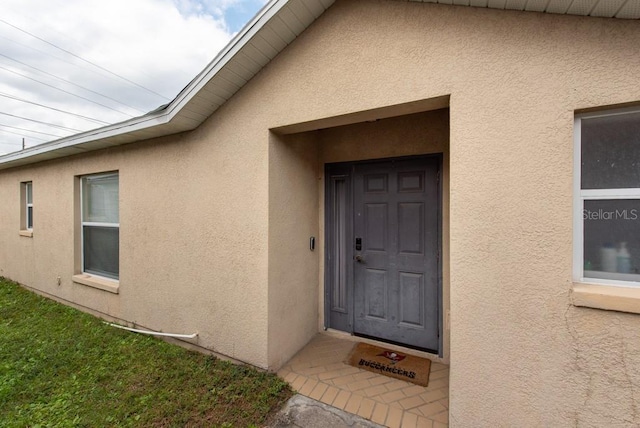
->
[252,1,640,425]
[267,131,320,369]
[0,114,271,368]
[2,0,640,425]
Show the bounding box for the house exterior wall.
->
[0,115,272,368]
[1,0,640,425]
[258,1,640,426]
[267,131,321,369]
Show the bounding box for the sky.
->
[0,0,268,155]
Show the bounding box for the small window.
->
[575,108,640,285]
[81,173,119,280]
[21,181,33,231]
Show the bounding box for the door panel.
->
[364,203,388,251]
[353,157,440,352]
[325,169,352,332]
[398,272,424,327]
[398,202,424,254]
[364,268,388,319]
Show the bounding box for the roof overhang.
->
[0,0,336,170]
[416,0,640,20]
[0,0,637,171]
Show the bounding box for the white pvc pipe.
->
[105,322,198,339]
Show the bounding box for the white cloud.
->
[0,0,260,154]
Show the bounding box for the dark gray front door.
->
[352,157,440,352]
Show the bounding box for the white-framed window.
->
[574,107,640,286]
[23,181,33,230]
[81,172,119,280]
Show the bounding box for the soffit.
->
[412,0,640,19]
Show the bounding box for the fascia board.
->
[165,0,293,118]
[0,109,174,168]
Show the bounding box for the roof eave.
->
[0,0,321,171]
[0,0,636,171]
[0,108,176,170]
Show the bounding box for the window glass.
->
[83,226,119,279]
[583,199,640,277]
[581,111,640,189]
[82,175,119,223]
[27,206,33,230]
[23,181,33,230]
[26,182,32,204]
[81,173,119,280]
[578,108,640,285]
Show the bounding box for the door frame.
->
[323,154,444,356]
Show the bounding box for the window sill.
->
[583,270,640,283]
[571,282,640,314]
[72,274,119,294]
[19,230,33,238]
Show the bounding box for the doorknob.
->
[355,255,365,263]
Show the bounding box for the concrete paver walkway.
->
[277,334,449,428]
[271,394,384,428]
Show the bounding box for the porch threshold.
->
[277,333,449,428]
[323,329,448,365]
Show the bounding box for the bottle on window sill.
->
[600,243,617,273]
[617,242,631,274]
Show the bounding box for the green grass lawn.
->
[0,278,292,427]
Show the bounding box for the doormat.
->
[346,342,431,387]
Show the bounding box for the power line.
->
[0,92,109,125]
[0,52,146,114]
[0,18,171,101]
[3,2,175,92]
[0,123,63,138]
[0,128,46,142]
[0,65,135,117]
[0,34,129,91]
[0,111,81,132]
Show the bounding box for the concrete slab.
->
[270,395,385,428]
